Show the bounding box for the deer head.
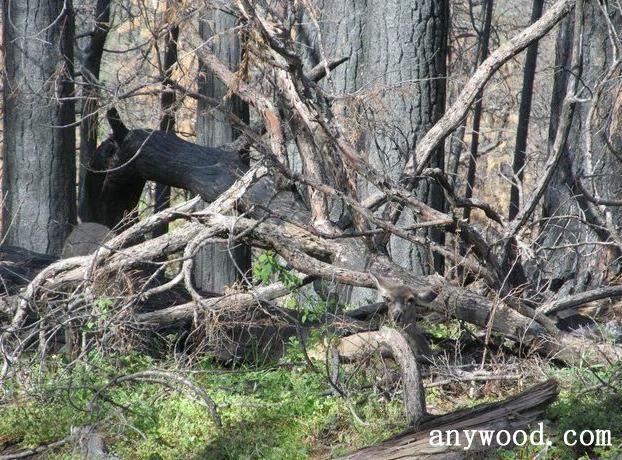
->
[371,274,438,323]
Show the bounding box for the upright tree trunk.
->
[446,1,493,192]
[463,0,494,221]
[300,0,448,300]
[541,2,622,292]
[194,9,250,292]
[2,0,76,254]
[153,0,180,238]
[509,0,544,220]
[77,0,111,223]
[402,0,449,276]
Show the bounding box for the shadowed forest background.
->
[1,0,622,458]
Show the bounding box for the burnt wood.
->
[81,114,248,229]
[0,245,58,294]
[81,109,308,229]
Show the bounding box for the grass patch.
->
[486,364,622,459]
[0,351,407,459]
[2,339,621,459]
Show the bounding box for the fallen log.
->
[77,115,543,329]
[339,379,559,459]
[19,203,622,367]
[0,245,58,294]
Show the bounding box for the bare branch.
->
[407,0,575,177]
[505,0,584,239]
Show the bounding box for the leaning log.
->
[82,109,309,230]
[339,379,559,459]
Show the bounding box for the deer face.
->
[371,275,438,323]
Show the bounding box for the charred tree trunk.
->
[496,0,544,289]
[77,0,111,223]
[402,0,449,277]
[2,0,76,254]
[541,3,622,293]
[80,112,248,229]
[463,0,494,221]
[446,2,491,190]
[194,8,251,292]
[300,0,449,302]
[509,0,544,220]
[153,0,180,238]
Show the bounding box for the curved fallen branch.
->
[377,327,426,428]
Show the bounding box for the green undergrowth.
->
[487,364,622,459]
[2,357,622,459]
[0,350,406,459]
[2,321,622,459]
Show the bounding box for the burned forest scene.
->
[2,0,622,458]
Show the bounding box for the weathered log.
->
[339,379,559,459]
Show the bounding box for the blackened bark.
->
[194,9,251,292]
[446,0,493,188]
[81,123,248,229]
[77,0,111,223]
[463,0,494,221]
[498,0,544,289]
[301,0,448,295]
[408,1,449,276]
[541,3,622,292]
[509,0,544,220]
[3,0,76,254]
[153,2,180,238]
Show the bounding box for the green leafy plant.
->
[300,297,329,323]
[85,296,113,331]
[253,251,302,289]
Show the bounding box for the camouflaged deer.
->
[372,274,438,359]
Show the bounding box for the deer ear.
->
[416,288,438,304]
[369,273,394,298]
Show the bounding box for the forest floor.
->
[1,323,621,460]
